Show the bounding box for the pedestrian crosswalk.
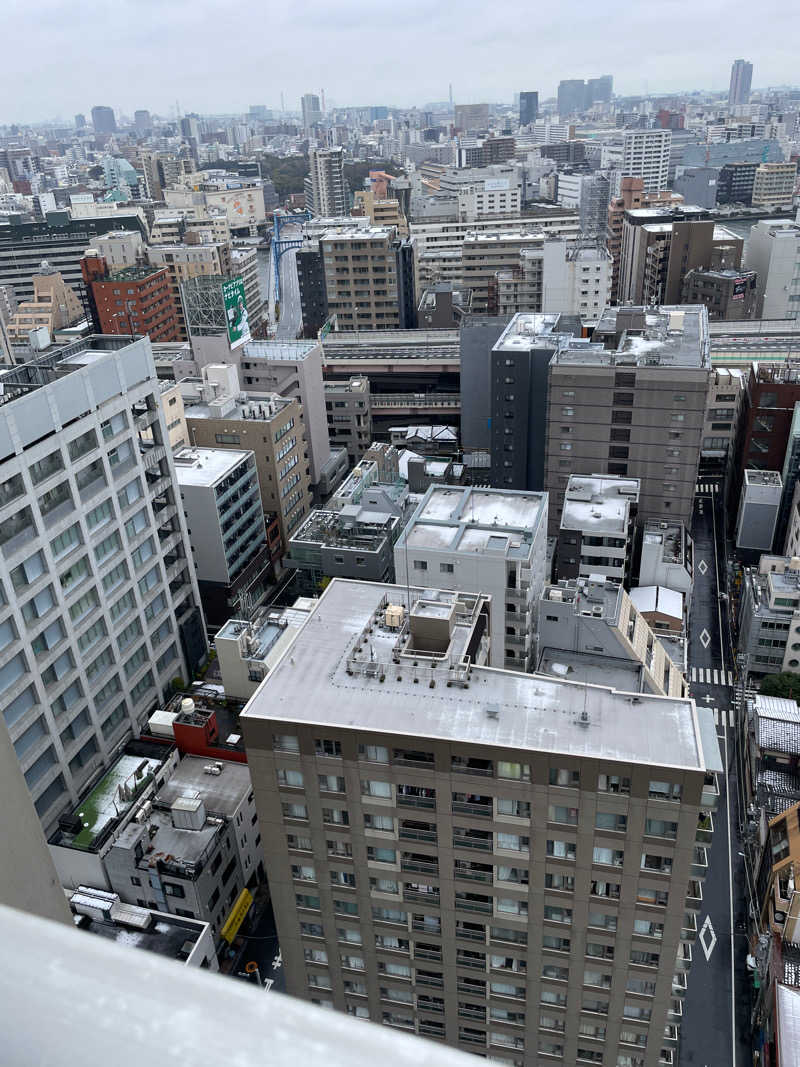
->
[710,706,736,727]
[690,666,734,686]
[695,482,717,495]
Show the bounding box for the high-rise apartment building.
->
[621,130,671,193]
[544,305,711,534]
[519,92,538,127]
[241,576,720,1066]
[91,106,117,135]
[728,59,753,108]
[307,148,348,218]
[320,227,415,330]
[394,485,548,672]
[0,335,206,832]
[607,177,645,301]
[301,93,322,130]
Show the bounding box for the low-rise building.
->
[286,507,399,595]
[324,377,372,464]
[156,754,264,886]
[629,585,684,634]
[556,474,639,585]
[48,741,180,891]
[739,556,800,677]
[537,576,687,698]
[681,267,757,321]
[736,470,783,554]
[214,602,315,701]
[6,264,84,345]
[69,885,218,969]
[394,485,548,671]
[638,519,694,597]
[103,785,246,935]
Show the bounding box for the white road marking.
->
[700,628,711,649]
[263,978,275,992]
[713,669,719,685]
[699,915,717,961]
[698,559,708,575]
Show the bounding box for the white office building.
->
[394,485,548,671]
[0,336,206,831]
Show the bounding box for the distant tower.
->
[728,59,753,108]
[321,89,326,115]
[449,83,453,108]
[281,91,285,113]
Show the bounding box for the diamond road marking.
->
[699,628,711,649]
[698,559,708,575]
[699,915,717,961]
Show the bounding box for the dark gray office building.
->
[519,91,539,126]
[91,106,117,134]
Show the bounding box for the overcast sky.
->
[3,0,799,124]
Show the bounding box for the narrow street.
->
[679,477,751,1066]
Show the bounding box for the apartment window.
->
[598,773,630,794]
[412,560,428,571]
[282,803,308,820]
[29,450,64,486]
[11,551,47,590]
[277,768,304,788]
[498,761,530,781]
[23,584,56,625]
[86,499,114,530]
[315,738,342,757]
[648,780,681,801]
[547,839,576,860]
[644,818,678,839]
[549,767,579,788]
[274,734,300,753]
[50,524,82,559]
[362,780,392,798]
[549,805,578,826]
[358,744,389,763]
[596,812,628,833]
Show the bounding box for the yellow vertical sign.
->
[220,887,253,944]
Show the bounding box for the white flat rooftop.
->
[241,578,718,772]
[173,447,251,486]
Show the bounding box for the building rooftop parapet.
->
[241,578,722,775]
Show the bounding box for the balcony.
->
[401,858,439,876]
[413,947,442,963]
[454,864,492,884]
[456,925,486,944]
[456,895,493,915]
[701,774,719,811]
[458,1006,486,1021]
[418,1022,445,1039]
[451,760,493,778]
[399,825,437,844]
[671,973,687,998]
[397,794,436,811]
[681,912,697,942]
[134,409,159,432]
[685,880,703,911]
[675,942,692,973]
[147,475,173,497]
[453,832,492,852]
[696,813,713,846]
[403,888,440,906]
[663,1024,679,1048]
[141,445,167,471]
[452,798,493,818]
[690,847,708,879]
[456,953,486,971]
[415,974,444,989]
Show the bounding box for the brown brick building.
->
[81,255,181,341]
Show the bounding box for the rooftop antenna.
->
[280,91,285,114]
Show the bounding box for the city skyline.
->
[1,0,798,124]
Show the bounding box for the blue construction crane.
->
[272,210,312,303]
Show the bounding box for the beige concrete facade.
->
[241,578,720,1067]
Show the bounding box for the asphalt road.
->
[234,898,286,995]
[679,477,751,1067]
[271,223,302,340]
